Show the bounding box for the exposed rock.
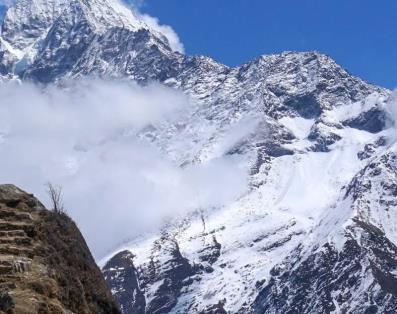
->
[103,251,146,314]
[0,184,119,314]
[103,234,198,314]
[308,120,342,152]
[343,107,390,133]
[357,136,387,160]
[143,236,197,314]
[253,220,397,314]
[198,235,221,265]
[198,301,227,314]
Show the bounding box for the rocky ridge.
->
[0,184,119,314]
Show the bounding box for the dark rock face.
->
[308,121,342,152]
[198,302,227,314]
[24,3,94,83]
[198,235,221,265]
[103,251,146,314]
[357,136,387,160]
[0,292,14,313]
[253,220,397,314]
[144,236,197,314]
[343,107,390,133]
[103,235,198,314]
[283,94,322,119]
[0,184,119,314]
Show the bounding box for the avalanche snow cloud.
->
[0,80,248,258]
[121,0,185,53]
[139,13,185,53]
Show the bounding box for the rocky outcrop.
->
[342,107,390,133]
[253,146,397,314]
[253,220,397,314]
[0,184,119,314]
[103,251,146,314]
[103,233,203,314]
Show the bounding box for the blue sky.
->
[0,5,5,21]
[138,0,397,89]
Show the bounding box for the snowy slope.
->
[102,93,397,313]
[254,141,397,313]
[1,0,397,313]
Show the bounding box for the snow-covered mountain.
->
[0,0,179,82]
[1,0,397,313]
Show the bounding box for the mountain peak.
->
[1,0,148,51]
[253,50,343,73]
[0,0,179,81]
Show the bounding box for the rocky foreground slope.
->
[0,184,119,314]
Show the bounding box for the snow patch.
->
[278,116,314,140]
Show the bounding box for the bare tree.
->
[46,182,65,214]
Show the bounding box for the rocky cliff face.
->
[0,184,119,314]
[103,251,146,314]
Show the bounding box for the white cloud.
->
[0,79,247,258]
[384,90,397,141]
[140,14,185,53]
[121,0,185,53]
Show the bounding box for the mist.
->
[0,79,248,258]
